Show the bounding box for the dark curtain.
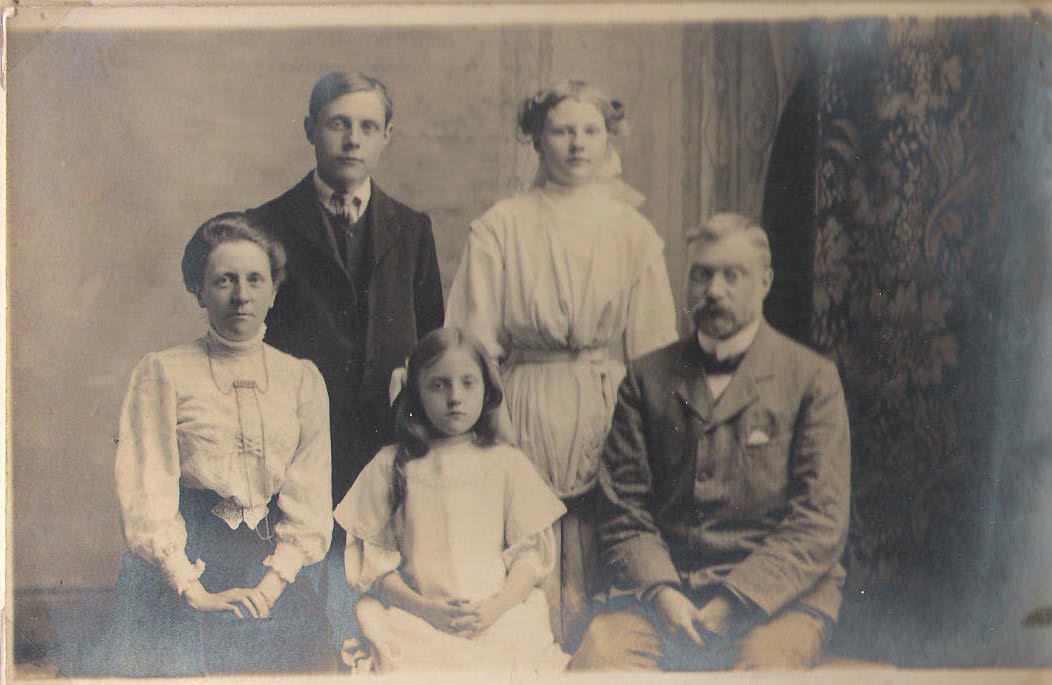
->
[812,17,1052,666]
[762,62,820,344]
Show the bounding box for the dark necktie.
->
[331,192,361,223]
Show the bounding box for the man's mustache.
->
[688,302,731,319]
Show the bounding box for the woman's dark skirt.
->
[83,486,335,677]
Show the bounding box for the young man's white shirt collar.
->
[313,170,371,223]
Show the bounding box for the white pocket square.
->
[746,429,771,446]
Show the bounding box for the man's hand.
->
[653,587,739,650]
[652,586,706,648]
[694,593,736,638]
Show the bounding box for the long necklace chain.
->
[234,385,272,541]
[205,340,270,395]
[205,339,273,541]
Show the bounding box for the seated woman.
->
[98,212,335,676]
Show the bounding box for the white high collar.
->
[205,324,266,357]
[696,317,761,362]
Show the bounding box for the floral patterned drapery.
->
[812,17,1050,663]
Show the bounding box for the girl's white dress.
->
[333,440,569,671]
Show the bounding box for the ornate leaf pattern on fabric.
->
[813,18,1011,589]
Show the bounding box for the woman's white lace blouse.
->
[114,327,332,593]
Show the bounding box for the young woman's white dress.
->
[334,440,569,671]
[444,181,679,642]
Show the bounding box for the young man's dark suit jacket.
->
[596,320,850,624]
[249,174,444,503]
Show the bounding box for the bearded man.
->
[571,213,851,671]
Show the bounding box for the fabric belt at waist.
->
[506,347,615,365]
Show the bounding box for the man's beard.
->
[692,303,753,340]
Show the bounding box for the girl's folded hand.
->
[423,597,479,635]
[456,597,505,637]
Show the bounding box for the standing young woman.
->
[96,213,334,675]
[445,80,678,647]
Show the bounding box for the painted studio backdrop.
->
[8,14,1052,668]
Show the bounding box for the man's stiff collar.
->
[312,170,372,214]
[696,316,762,362]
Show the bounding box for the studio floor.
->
[8,661,1052,685]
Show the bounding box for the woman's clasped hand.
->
[182,573,288,619]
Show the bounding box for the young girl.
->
[333,327,570,671]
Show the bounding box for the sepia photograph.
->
[4,2,1051,681]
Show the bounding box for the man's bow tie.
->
[699,349,745,375]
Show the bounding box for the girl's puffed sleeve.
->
[333,447,402,591]
[625,228,679,359]
[445,214,509,362]
[501,449,567,580]
[114,353,203,594]
[263,360,333,583]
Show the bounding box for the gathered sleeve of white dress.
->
[500,448,567,581]
[445,215,508,361]
[624,229,679,360]
[263,360,333,583]
[114,353,204,594]
[502,529,559,582]
[333,446,403,591]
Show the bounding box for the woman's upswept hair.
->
[181,212,287,294]
[517,79,628,148]
[390,327,505,514]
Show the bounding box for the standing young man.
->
[249,72,444,658]
[250,71,443,504]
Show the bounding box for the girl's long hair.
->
[390,327,505,515]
